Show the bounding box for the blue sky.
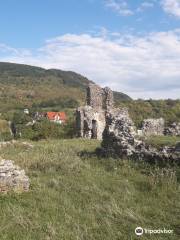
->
[0,0,180,99]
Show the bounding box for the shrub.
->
[21,120,65,141]
[34,97,79,109]
[12,111,32,125]
[0,131,13,141]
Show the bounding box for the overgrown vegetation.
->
[0,108,76,141]
[21,118,76,141]
[32,97,79,109]
[145,135,180,149]
[0,139,179,240]
[0,119,12,141]
[117,99,180,127]
[0,62,130,111]
[0,62,179,129]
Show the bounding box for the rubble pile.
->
[164,122,180,136]
[141,118,165,136]
[0,159,29,193]
[100,110,180,163]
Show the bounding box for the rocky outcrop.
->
[164,122,180,136]
[141,118,165,136]
[0,159,29,193]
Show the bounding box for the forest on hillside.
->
[0,62,179,140]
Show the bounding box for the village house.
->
[46,112,67,124]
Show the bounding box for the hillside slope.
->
[0,62,131,110]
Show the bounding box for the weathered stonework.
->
[141,118,165,136]
[0,159,29,193]
[164,122,180,136]
[86,83,103,110]
[77,83,179,163]
[76,106,106,139]
[76,83,115,140]
[100,112,180,163]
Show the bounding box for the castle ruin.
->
[76,83,114,140]
[76,83,180,163]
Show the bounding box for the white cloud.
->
[1,30,180,99]
[137,1,155,12]
[104,0,134,16]
[161,0,180,18]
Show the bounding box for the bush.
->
[21,120,66,141]
[117,99,180,127]
[0,132,13,141]
[34,97,79,109]
[12,111,32,125]
[63,117,76,138]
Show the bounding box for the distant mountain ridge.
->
[0,62,131,111]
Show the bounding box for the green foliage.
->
[0,131,13,141]
[144,135,180,149]
[0,119,9,132]
[0,119,13,141]
[117,99,180,127]
[0,139,179,239]
[21,117,76,141]
[22,120,65,140]
[12,111,32,125]
[62,117,76,138]
[0,62,131,111]
[34,97,79,109]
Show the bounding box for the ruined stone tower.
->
[76,83,114,140]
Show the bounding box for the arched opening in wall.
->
[92,120,97,139]
[83,120,89,138]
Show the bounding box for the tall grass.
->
[145,135,180,149]
[0,139,179,240]
[0,119,9,133]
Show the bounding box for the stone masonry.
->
[0,159,29,193]
[77,83,179,163]
[76,83,114,140]
[164,122,180,136]
[100,112,180,163]
[141,118,165,136]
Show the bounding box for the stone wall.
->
[86,84,103,110]
[77,83,180,162]
[76,83,114,140]
[141,118,165,136]
[99,112,180,163]
[101,108,137,157]
[164,122,180,136]
[103,87,114,110]
[0,159,29,193]
[76,106,106,140]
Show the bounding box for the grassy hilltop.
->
[0,139,179,240]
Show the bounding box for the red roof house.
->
[46,112,67,124]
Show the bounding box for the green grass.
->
[0,139,179,240]
[145,135,180,149]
